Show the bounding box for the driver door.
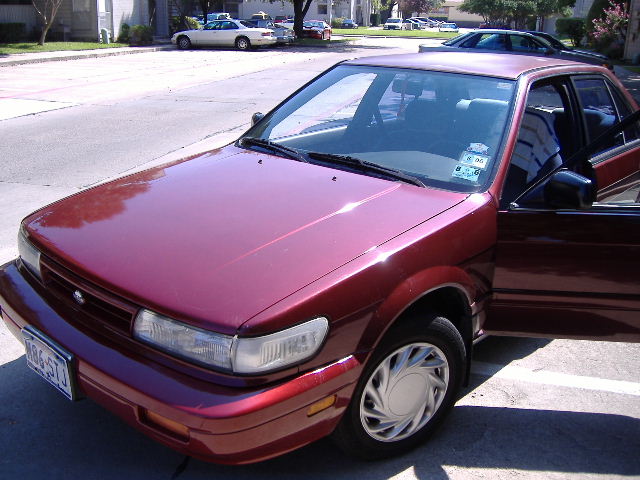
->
[485,74,640,342]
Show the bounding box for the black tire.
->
[177,35,192,50]
[332,314,465,460]
[235,36,251,51]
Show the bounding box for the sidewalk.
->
[0,44,175,67]
[614,65,640,103]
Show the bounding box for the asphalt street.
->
[1,38,639,480]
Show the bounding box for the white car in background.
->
[383,18,405,30]
[172,19,277,50]
[438,22,459,32]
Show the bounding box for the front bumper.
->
[0,260,361,464]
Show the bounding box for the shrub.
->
[117,23,130,43]
[0,23,26,43]
[556,18,586,47]
[331,17,345,29]
[170,16,200,35]
[589,0,629,58]
[129,24,153,45]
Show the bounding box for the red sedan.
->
[302,20,331,40]
[2,52,639,465]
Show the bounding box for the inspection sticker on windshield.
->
[459,151,490,170]
[452,165,481,182]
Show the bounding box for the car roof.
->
[343,51,601,80]
[471,29,539,36]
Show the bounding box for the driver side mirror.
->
[251,112,264,126]
[544,169,595,209]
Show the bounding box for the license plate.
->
[22,326,76,401]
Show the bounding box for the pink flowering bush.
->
[591,0,629,57]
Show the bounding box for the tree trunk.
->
[38,24,50,45]
[293,0,314,39]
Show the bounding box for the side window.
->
[574,78,623,154]
[464,33,506,50]
[502,81,572,204]
[610,85,640,143]
[509,35,545,52]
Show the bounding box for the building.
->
[0,0,164,41]
[441,0,483,27]
[209,0,371,26]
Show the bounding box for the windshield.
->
[387,19,401,23]
[242,65,515,193]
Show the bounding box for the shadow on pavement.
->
[2,333,638,480]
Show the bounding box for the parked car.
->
[195,13,231,25]
[2,51,639,466]
[403,18,424,30]
[251,11,272,20]
[383,18,404,30]
[275,15,293,23]
[245,19,295,44]
[525,30,612,69]
[420,29,614,70]
[407,17,431,28]
[341,19,359,29]
[172,19,276,50]
[206,12,231,21]
[302,20,332,40]
[413,16,441,26]
[438,22,459,32]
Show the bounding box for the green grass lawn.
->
[332,27,459,39]
[626,65,640,74]
[0,42,129,55]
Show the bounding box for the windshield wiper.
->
[306,151,426,187]
[238,137,309,163]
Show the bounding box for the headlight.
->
[133,309,328,375]
[18,228,42,279]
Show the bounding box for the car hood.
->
[23,146,466,333]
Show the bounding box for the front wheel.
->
[235,36,251,50]
[332,315,465,459]
[177,35,191,50]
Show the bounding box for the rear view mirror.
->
[251,112,264,126]
[544,169,595,209]
[392,79,423,96]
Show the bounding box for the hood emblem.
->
[73,290,86,306]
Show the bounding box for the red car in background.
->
[2,52,640,466]
[302,20,332,40]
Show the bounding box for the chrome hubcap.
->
[360,342,449,442]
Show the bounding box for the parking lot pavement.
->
[1,41,639,480]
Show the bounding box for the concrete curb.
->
[0,45,176,67]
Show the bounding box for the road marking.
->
[472,361,640,397]
[0,99,76,121]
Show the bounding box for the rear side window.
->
[610,86,640,144]
[574,78,623,153]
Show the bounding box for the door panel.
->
[486,206,640,341]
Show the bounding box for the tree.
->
[459,0,575,28]
[459,0,513,24]
[291,0,316,38]
[376,0,443,22]
[555,17,586,46]
[32,0,63,45]
[590,0,629,56]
